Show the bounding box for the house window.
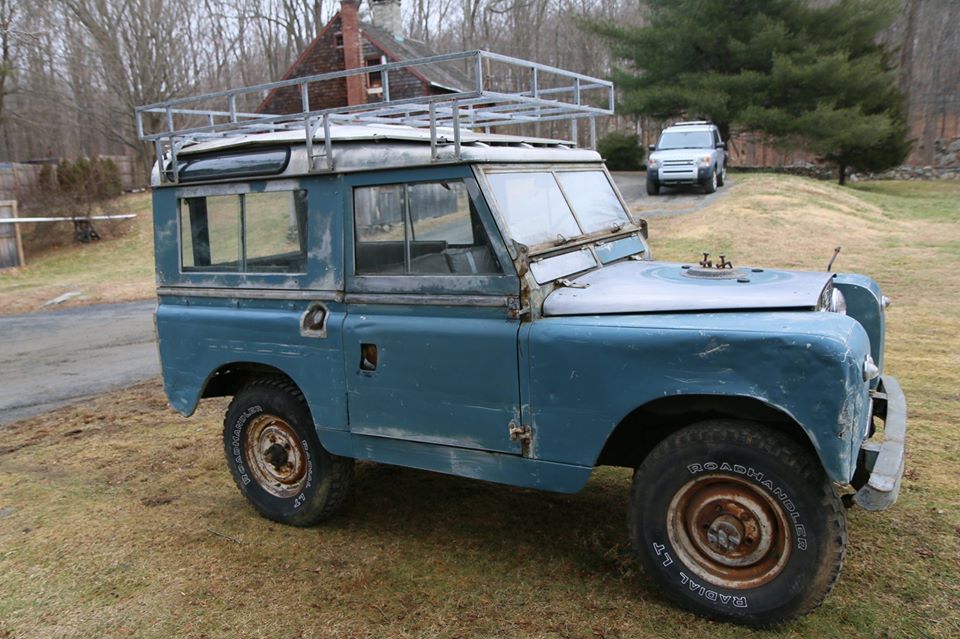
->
[334,32,344,48]
[366,55,385,96]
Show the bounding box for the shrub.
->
[598,132,645,171]
[22,156,128,254]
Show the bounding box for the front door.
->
[342,167,523,454]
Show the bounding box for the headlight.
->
[818,285,847,314]
[697,155,712,167]
[648,158,660,169]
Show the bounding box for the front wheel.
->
[703,170,718,194]
[717,164,726,187]
[223,377,353,526]
[629,420,846,627]
[646,178,660,196]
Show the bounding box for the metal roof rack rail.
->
[672,120,713,127]
[136,50,614,184]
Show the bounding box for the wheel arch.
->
[165,361,305,417]
[201,361,301,401]
[594,394,819,470]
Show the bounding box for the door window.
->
[354,179,502,275]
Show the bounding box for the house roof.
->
[359,22,473,92]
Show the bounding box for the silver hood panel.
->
[542,260,833,316]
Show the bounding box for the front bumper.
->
[653,164,714,185]
[853,375,907,510]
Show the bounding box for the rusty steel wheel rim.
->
[666,474,792,589]
[243,414,307,498]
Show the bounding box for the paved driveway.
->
[611,171,732,218]
[0,301,159,425]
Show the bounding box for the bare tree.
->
[0,0,643,167]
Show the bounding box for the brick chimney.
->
[371,0,403,39]
[340,0,365,106]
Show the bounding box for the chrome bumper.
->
[853,376,907,511]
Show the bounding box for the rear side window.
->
[353,179,502,276]
[179,189,307,273]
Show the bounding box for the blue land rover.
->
[140,51,906,627]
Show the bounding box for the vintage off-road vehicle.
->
[140,51,906,627]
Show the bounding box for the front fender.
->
[526,311,872,484]
[833,273,885,381]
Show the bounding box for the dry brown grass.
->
[0,192,155,315]
[1,175,959,638]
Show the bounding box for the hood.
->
[650,148,712,162]
[542,260,833,316]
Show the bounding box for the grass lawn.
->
[0,192,155,315]
[1,175,958,638]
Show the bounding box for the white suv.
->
[646,121,727,195]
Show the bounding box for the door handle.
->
[359,343,378,371]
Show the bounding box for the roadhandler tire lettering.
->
[231,406,263,489]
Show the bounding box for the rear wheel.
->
[223,377,353,526]
[629,420,846,626]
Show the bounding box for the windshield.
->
[657,130,714,150]
[486,169,630,247]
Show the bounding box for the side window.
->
[354,179,502,276]
[244,191,308,273]
[181,195,240,271]
[179,189,307,273]
[714,129,722,146]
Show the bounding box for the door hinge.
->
[508,420,533,457]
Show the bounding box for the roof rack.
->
[671,120,713,127]
[136,50,614,184]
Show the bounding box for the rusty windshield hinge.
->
[508,420,533,457]
[555,278,588,289]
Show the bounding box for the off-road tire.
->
[646,178,660,196]
[223,377,353,526]
[703,170,718,194]
[629,420,846,627]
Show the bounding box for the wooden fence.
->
[0,201,25,270]
[0,156,143,201]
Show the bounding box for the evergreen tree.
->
[590,0,910,183]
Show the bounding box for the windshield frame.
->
[476,163,643,256]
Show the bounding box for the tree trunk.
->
[838,163,847,185]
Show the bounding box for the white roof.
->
[152,123,603,186]
[178,122,580,156]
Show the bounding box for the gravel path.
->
[611,171,733,218]
[0,300,159,425]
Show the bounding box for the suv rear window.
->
[179,189,307,273]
